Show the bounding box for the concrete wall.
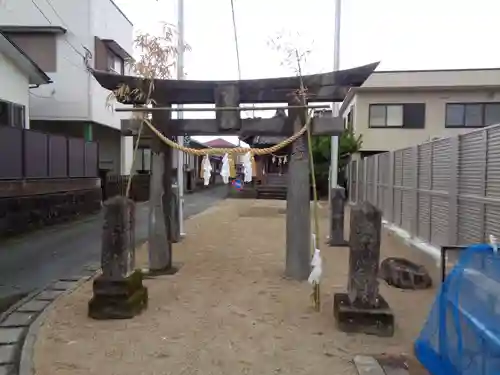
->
[0,52,30,128]
[347,88,500,152]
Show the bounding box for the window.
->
[0,100,26,128]
[346,110,353,129]
[136,148,152,172]
[0,101,9,127]
[369,103,426,128]
[445,102,500,128]
[12,105,25,128]
[107,52,124,75]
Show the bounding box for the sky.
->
[114,0,500,145]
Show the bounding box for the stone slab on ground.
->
[0,345,16,364]
[16,300,50,314]
[0,313,34,328]
[50,281,80,291]
[353,355,386,375]
[0,364,14,375]
[0,329,23,345]
[35,291,64,302]
[32,200,437,375]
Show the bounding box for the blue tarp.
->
[415,244,500,375]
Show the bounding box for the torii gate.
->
[91,62,378,281]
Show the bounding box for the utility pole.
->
[326,0,349,247]
[177,0,185,237]
[330,0,342,192]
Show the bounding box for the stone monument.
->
[333,201,394,336]
[88,196,148,319]
[328,187,348,247]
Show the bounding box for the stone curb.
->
[0,262,101,375]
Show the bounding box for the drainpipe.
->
[330,0,342,193]
[177,0,186,238]
[86,0,93,141]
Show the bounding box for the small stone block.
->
[36,290,64,301]
[353,355,386,375]
[0,313,34,328]
[0,328,24,345]
[0,345,16,364]
[16,300,50,313]
[374,355,412,375]
[50,281,79,291]
[333,293,394,337]
[0,364,14,375]
[379,257,432,290]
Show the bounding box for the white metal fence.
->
[349,124,500,247]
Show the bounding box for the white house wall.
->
[0,0,91,121]
[0,0,133,129]
[363,69,500,89]
[0,52,30,128]
[353,89,500,152]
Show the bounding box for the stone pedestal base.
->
[329,187,348,247]
[142,263,182,278]
[88,270,148,320]
[327,236,348,247]
[333,293,394,337]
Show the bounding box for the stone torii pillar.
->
[146,106,179,275]
[285,96,311,280]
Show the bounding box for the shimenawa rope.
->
[140,111,313,156]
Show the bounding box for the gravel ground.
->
[33,199,436,375]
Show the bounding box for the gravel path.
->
[33,199,436,375]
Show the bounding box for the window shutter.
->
[403,103,426,128]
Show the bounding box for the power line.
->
[44,0,91,59]
[229,0,242,80]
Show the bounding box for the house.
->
[340,67,500,158]
[133,138,209,192]
[0,0,134,175]
[0,32,51,127]
[201,138,242,174]
[203,138,237,149]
